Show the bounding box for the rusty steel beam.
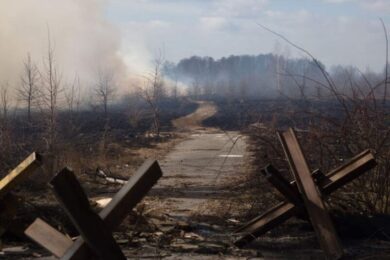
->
[262,164,302,206]
[24,160,163,259]
[25,218,73,258]
[51,168,126,260]
[0,152,43,238]
[62,160,162,260]
[0,193,19,237]
[321,150,376,194]
[279,128,343,259]
[234,145,376,250]
[0,152,42,199]
[234,202,298,248]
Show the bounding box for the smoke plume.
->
[0,0,128,97]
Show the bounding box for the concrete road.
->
[155,102,248,218]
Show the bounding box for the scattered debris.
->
[1,246,29,254]
[95,168,127,185]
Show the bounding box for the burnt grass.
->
[0,97,199,251]
[0,97,198,175]
[202,96,387,131]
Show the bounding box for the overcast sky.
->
[105,0,390,73]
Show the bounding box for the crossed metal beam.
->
[0,153,42,237]
[25,159,163,259]
[234,128,377,259]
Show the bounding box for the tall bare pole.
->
[380,18,388,105]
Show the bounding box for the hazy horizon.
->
[0,0,389,95]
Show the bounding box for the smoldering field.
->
[0,1,390,258]
[0,0,389,210]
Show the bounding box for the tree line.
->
[163,54,388,100]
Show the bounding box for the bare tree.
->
[163,61,179,99]
[95,69,116,119]
[0,84,10,129]
[64,74,82,138]
[172,72,179,100]
[18,53,40,122]
[40,29,62,157]
[0,83,11,159]
[65,74,81,114]
[138,53,165,138]
[380,18,389,105]
[190,77,201,99]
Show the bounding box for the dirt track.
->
[172,101,218,130]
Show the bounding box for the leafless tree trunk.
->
[0,83,11,159]
[172,73,179,100]
[138,53,165,138]
[0,84,10,130]
[94,69,116,158]
[18,53,40,122]
[65,75,82,115]
[95,69,116,120]
[45,35,60,152]
[40,28,62,174]
[191,78,200,99]
[64,75,82,137]
[380,18,389,105]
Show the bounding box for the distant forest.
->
[163,54,385,100]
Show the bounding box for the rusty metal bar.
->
[279,128,343,259]
[62,159,163,260]
[234,202,297,248]
[0,193,19,237]
[50,168,126,260]
[25,218,73,258]
[235,141,375,251]
[0,152,42,199]
[262,164,302,206]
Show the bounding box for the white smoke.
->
[0,0,129,97]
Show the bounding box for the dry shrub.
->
[250,74,389,215]
[248,22,390,215]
